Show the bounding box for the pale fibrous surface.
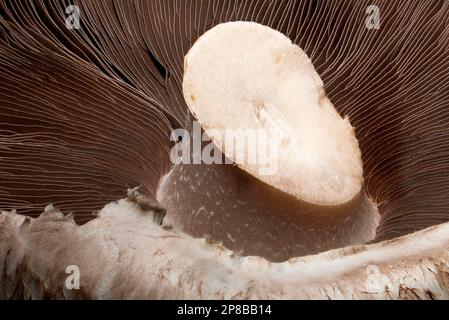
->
[183,22,363,206]
[1,201,449,299]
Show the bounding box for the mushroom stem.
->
[158,162,379,261]
[157,21,380,261]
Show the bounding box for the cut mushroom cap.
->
[183,22,363,206]
[2,201,449,299]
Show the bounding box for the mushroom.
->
[2,0,449,299]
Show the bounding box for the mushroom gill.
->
[0,0,172,222]
[2,0,449,299]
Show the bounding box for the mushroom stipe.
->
[158,22,380,261]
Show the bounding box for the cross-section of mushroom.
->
[2,0,449,300]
